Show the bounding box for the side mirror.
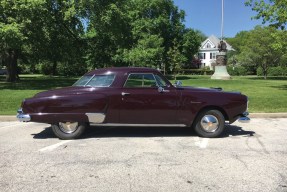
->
[174,80,182,87]
[158,87,169,93]
[158,87,164,93]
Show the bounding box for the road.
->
[0,119,287,192]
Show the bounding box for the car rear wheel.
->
[193,110,225,138]
[52,122,87,140]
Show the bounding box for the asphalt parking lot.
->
[0,118,287,192]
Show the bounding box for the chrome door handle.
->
[121,92,130,96]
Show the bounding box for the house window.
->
[210,52,216,59]
[206,43,211,48]
[198,53,205,59]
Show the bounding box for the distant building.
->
[198,35,234,70]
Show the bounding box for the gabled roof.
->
[200,35,234,51]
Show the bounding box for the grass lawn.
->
[0,74,286,115]
[0,75,78,115]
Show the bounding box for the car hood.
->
[34,86,95,98]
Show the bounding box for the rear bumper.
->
[16,108,31,122]
[238,112,250,123]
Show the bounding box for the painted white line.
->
[194,137,209,149]
[39,140,72,152]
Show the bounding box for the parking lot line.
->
[39,140,72,152]
[194,138,209,148]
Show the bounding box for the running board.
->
[90,123,187,127]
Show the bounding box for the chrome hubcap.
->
[200,115,219,133]
[59,122,78,134]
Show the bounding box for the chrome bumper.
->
[17,108,31,122]
[238,112,250,123]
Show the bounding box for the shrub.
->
[177,68,213,75]
[35,61,88,76]
[227,66,248,76]
[257,66,287,76]
[57,62,87,76]
[269,66,287,76]
[37,61,54,75]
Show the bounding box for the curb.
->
[1,113,287,122]
[0,116,17,121]
[249,113,287,118]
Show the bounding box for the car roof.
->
[85,67,160,75]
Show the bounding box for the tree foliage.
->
[1,0,202,82]
[0,0,85,81]
[85,0,202,73]
[0,0,46,82]
[228,26,287,79]
[245,0,287,29]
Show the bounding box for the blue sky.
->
[173,0,264,38]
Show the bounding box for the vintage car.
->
[17,67,250,139]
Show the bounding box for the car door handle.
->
[121,92,130,96]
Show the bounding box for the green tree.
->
[0,0,85,81]
[120,34,164,68]
[1,0,202,80]
[84,0,201,71]
[0,0,46,82]
[167,39,186,73]
[232,26,286,79]
[84,0,131,69]
[245,0,287,29]
[182,29,202,66]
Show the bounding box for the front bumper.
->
[238,112,250,123]
[16,108,31,122]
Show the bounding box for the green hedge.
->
[177,69,213,75]
[257,66,287,76]
[37,61,87,76]
[227,66,248,76]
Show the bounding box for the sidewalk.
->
[2,113,287,122]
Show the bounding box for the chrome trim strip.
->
[190,101,202,104]
[86,113,105,123]
[16,108,31,122]
[89,123,187,127]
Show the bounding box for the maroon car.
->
[17,67,250,139]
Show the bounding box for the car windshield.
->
[73,74,115,87]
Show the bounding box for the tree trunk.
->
[5,49,19,82]
[263,69,267,80]
[52,60,57,76]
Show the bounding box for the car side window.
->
[124,73,157,88]
[154,75,167,87]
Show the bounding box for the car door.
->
[120,73,179,124]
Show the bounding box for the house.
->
[198,35,234,70]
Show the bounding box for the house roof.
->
[200,35,234,51]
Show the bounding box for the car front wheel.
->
[193,110,225,138]
[52,122,87,140]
